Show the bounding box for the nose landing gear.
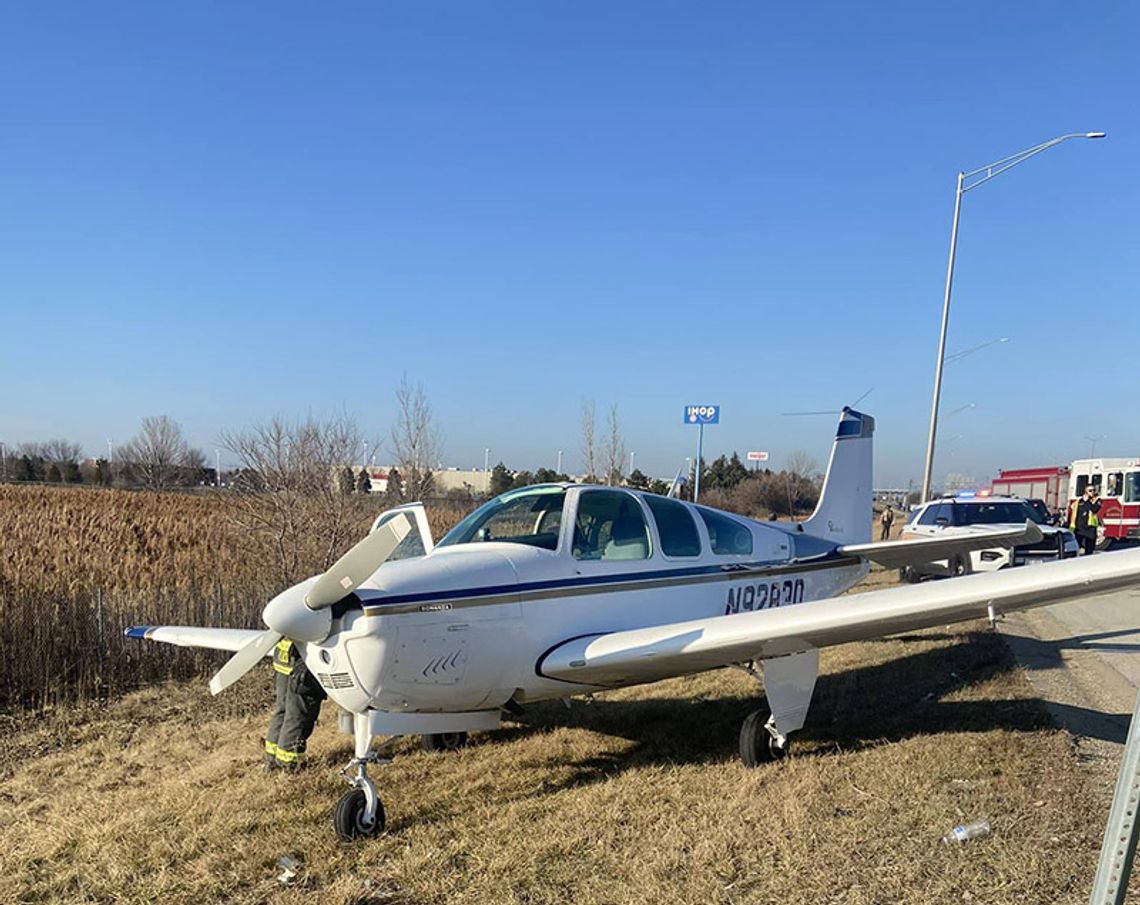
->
[335,737,400,842]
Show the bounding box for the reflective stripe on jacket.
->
[273,639,295,676]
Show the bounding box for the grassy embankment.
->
[0,486,1121,903]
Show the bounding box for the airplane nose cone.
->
[262,578,332,643]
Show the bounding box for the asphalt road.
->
[1001,567,1140,751]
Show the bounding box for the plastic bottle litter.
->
[942,819,991,845]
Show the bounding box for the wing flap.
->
[538,548,1140,688]
[837,520,1043,569]
[124,625,267,653]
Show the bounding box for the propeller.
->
[207,513,413,696]
[306,514,412,609]
[209,629,282,695]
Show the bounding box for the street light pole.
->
[920,131,1105,503]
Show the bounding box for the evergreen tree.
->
[384,467,403,502]
[339,465,356,495]
[627,468,650,490]
[490,463,512,496]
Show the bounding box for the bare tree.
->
[119,416,198,491]
[783,450,822,517]
[389,375,441,502]
[220,413,368,587]
[600,403,627,487]
[579,399,597,482]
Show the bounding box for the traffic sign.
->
[746,451,769,462]
[684,405,719,425]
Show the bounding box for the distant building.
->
[354,465,492,496]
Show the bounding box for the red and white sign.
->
[746,451,769,462]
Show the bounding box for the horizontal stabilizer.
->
[124,625,267,653]
[537,547,1140,689]
[837,520,1043,569]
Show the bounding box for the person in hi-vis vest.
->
[1069,484,1102,557]
[264,638,326,769]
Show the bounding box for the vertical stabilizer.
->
[802,408,874,545]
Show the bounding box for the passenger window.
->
[573,491,650,561]
[698,507,754,556]
[1075,475,1090,496]
[917,504,943,526]
[1126,473,1140,504]
[645,496,701,557]
[1106,473,1123,497]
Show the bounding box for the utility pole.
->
[557,449,563,474]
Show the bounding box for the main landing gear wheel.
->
[422,731,468,752]
[739,710,788,767]
[334,789,385,841]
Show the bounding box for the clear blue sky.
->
[2,2,1136,486]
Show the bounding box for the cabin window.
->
[436,486,566,550]
[645,495,701,557]
[917,504,946,526]
[573,490,650,561]
[1126,473,1140,504]
[698,507,754,556]
[1075,474,1102,496]
[1105,473,1124,498]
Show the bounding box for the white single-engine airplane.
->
[127,409,1140,840]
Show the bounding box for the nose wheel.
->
[334,788,385,840]
[335,737,400,842]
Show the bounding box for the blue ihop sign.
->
[684,404,720,425]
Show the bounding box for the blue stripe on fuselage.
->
[358,552,851,612]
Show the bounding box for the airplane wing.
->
[537,547,1140,688]
[836,520,1043,569]
[124,625,267,653]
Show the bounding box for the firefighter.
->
[1069,484,1102,556]
[264,638,326,770]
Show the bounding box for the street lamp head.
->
[1085,131,1107,139]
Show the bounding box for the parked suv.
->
[899,494,1078,582]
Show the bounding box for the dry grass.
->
[0,621,1119,905]
[0,485,474,710]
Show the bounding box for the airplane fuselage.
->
[302,485,869,718]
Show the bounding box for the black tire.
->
[949,555,970,578]
[422,731,469,752]
[899,566,920,584]
[333,789,384,841]
[738,710,788,767]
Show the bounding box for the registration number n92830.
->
[724,578,805,615]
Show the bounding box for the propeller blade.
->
[208,629,282,696]
[305,513,412,609]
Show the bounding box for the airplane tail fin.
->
[801,407,874,545]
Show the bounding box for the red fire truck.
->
[1067,459,1140,547]
[991,466,1071,516]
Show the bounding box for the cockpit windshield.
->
[436,485,567,551]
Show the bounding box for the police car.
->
[899,492,1078,582]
